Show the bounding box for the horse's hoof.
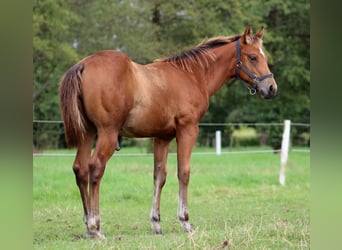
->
[181,221,193,233]
[151,222,163,235]
[86,231,106,239]
[152,227,163,235]
[153,229,163,235]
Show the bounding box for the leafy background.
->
[33,0,310,149]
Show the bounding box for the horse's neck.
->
[205,43,237,96]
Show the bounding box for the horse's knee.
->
[154,162,167,186]
[178,169,190,185]
[89,160,105,184]
[73,164,88,185]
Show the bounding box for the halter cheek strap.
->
[235,39,274,95]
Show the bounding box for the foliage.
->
[231,127,259,147]
[33,0,80,149]
[33,0,310,149]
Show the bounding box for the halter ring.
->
[249,88,257,95]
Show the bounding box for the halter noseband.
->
[236,39,274,95]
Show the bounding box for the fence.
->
[33,120,310,156]
[33,119,309,186]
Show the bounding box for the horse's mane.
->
[156,34,241,72]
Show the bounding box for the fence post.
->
[215,130,221,155]
[279,120,291,186]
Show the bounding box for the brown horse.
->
[59,25,277,238]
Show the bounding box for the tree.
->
[33,0,80,148]
[33,0,310,149]
[201,0,310,148]
[69,0,161,63]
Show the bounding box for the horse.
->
[59,25,277,238]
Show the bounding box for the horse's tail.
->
[59,64,88,148]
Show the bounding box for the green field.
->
[33,148,310,249]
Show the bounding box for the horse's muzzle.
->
[258,80,277,99]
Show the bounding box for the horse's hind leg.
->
[86,128,118,238]
[150,137,171,234]
[72,131,95,235]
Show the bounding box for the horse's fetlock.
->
[87,216,100,231]
[179,213,189,222]
[151,215,160,222]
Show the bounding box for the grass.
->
[33,147,310,249]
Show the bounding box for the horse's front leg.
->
[150,137,171,234]
[176,124,198,233]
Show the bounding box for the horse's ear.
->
[242,24,253,44]
[255,26,264,39]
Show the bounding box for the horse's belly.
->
[120,108,176,138]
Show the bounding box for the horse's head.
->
[237,25,277,99]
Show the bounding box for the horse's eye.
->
[248,55,257,62]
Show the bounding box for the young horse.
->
[59,25,277,238]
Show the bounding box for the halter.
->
[235,39,274,95]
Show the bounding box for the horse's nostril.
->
[269,84,273,92]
